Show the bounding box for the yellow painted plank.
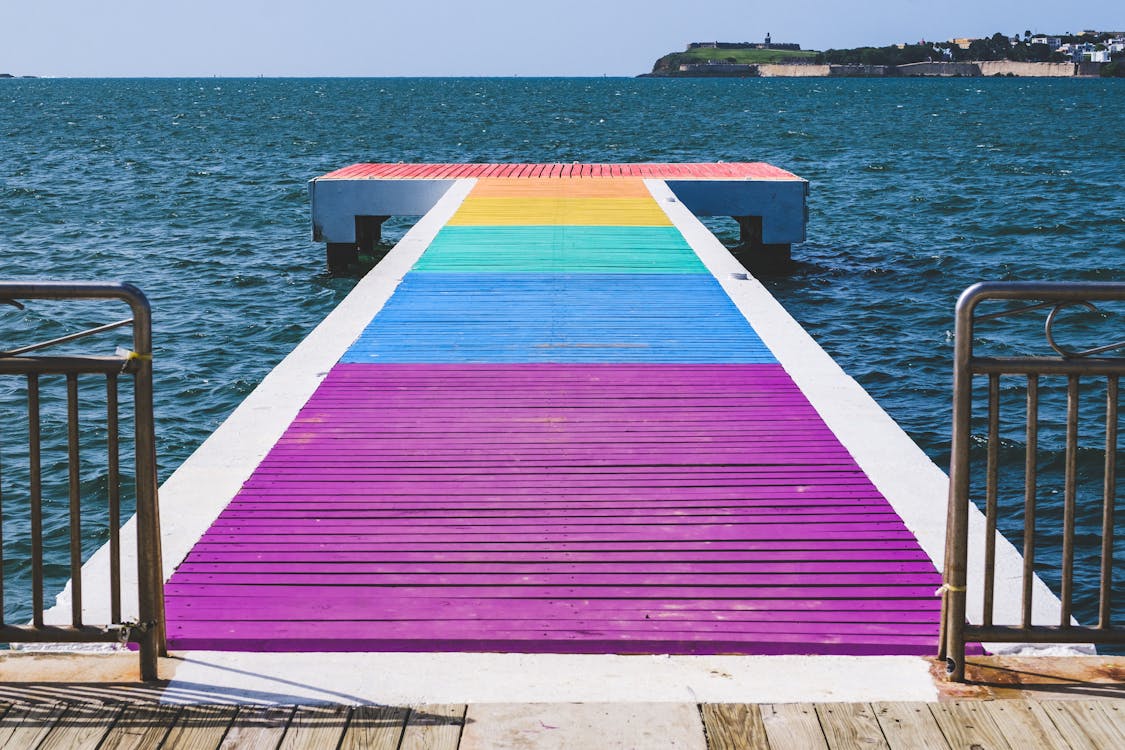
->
[448,198,671,226]
[700,704,770,749]
[873,703,951,750]
[400,704,465,750]
[815,703,890,750]
[470,178,652,199]
[761,703,829,749]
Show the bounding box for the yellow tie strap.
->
[116,346,153,362]
[934,583,967,597]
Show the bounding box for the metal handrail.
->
[0,282,166,680]
[940,281,1125,681]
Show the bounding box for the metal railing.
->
[0,282,165,680]
[940,281,1125,681]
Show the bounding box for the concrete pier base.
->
[326,215,392,272]
[326,243,358,272]
[733,215,792,273]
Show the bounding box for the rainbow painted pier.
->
[37,161,1083,705]
[156,162,965,657]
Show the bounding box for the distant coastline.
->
[640,60,1106,78]
[646,31,1125,78]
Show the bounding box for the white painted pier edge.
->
[644,179,1086,657]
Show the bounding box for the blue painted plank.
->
[342,274,777,364]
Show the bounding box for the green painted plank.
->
[413,226,709,274]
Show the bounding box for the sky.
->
[2,1,1122,77]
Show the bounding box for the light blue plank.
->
[341,274,777,364]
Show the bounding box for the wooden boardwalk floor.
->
[0,699,1122,749]
[165,171,947,655]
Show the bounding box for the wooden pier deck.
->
[163,166,948,655]
[1,697,1123,749]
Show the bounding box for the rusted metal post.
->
[941,284,979,681]
[123,283,166,680]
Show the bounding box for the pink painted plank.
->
[169,570,938,587]
[215,507,897,520]
[166,583,940,599]
[166,620,937,639]
[165,634,937,657]
[184,546,936,562]
[173,564,940,579]
[168,602,940,622]
[167,594,941,612]
[187,539,930,552]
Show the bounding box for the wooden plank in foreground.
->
[97,704,180,750]
[700,704,770,749]
[815,703,889,749]
[760,704,829,749]
[980,701,1070,750]
[278,705,350,750]
[873,702,951,750]
[162,704,238,750]
[219,706,294,750]
[1037,701,1125,750]
[37,703,123,750]
[0,702,68,748]
[339,705,409,750]
[400,704,466,750]
[929,701,1013,750]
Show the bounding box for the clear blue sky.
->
[4,1,1121,77]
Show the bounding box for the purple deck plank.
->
[165,364,948,655]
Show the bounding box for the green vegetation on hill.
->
[653,46,818,73]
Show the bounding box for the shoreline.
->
[643,60,1106,78]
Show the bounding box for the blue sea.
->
[1,77,1122,638]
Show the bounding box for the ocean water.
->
[1,77,1122,635]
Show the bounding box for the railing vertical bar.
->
[983,374,1000,627]
[942,287,978,681]
[1022,375,1039,630]
[130,290,165,680]
[1060,374,1080,628]
[106,374,122,624]
[28,373,44,628]
[1100,375,1119,629]
[66,373,83,627]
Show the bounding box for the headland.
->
[645,30,1125,78]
